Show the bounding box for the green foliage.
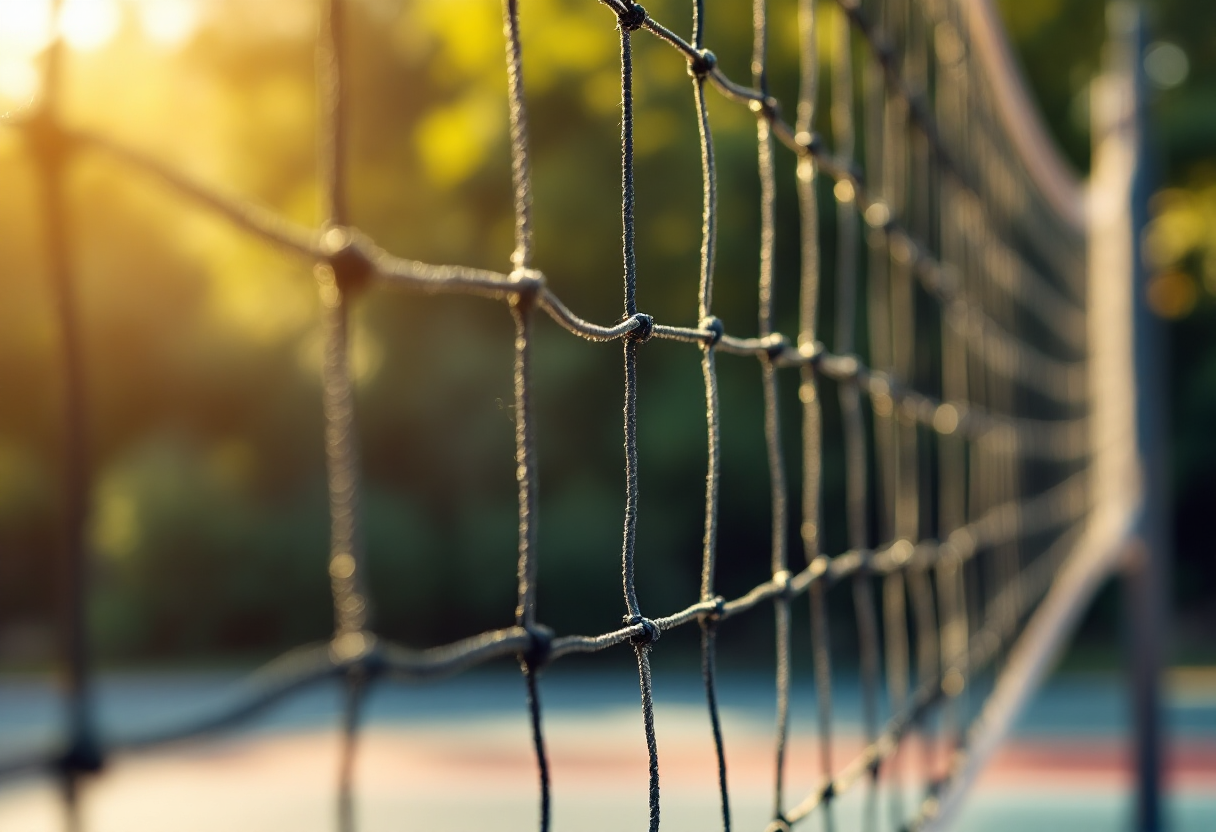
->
[0,0,1213,665]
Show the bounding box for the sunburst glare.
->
[0,0,202,108]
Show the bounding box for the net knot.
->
[330,630,377,664]
[773,569,792,598]
[688,48,717,78]
[699,315,724,347]
[321,225,375,296]
[873,36,896,67]
[749,95,781,119]
[57,733,103,776]
[857,547,877,576]
[763,817,792,832]
[357,641,387,678]
[762,333,788,360]
[509,267,545,307]
[797,338,824,365]
[522,623,554,670]
[700,594,726,623]
[626,312,654,343]
[626,615,661,647]
[794,130,823,156]
[617,3,647,31]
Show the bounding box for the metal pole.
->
[1121,4,1167,829]
[1093,5,1166,830]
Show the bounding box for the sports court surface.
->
[2,669,1212,830]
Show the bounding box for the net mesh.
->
[1,0,1100,830]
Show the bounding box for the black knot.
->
[821,780,836,802]
[764,333,788,360]
[58,735,103,776]
[868,757,882,779]
[798,339,824,366]
[699,315,724,347]
[509,268,545,308]
[701,595,726,624]
[523,623,554,670]
[795,130,823,155]
[750,95,781,119]
[773,569,793,598]
[626,312,654,343]
[617,3,646,31]
[321,226,375,296]
[847,162,865,185]
[688,48,717,77]
[357,642,388,679]
[626,615,660,647]
[873,37,896,67]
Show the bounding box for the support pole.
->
[1090,5,1166,830]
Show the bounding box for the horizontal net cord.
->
[907,507,1138,832]
[5,24,1085,401]
[3,138,1083,423]
[636,63,1085,387]
[827,0,1086,260]
[3,0,1107,827]
[2,115,1091,453]
[0,461,1087,783]
[599,0,1086,326]
[7,117,1082,392]
[781,519,1087,827]
[75,120,1087,400]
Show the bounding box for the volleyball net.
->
[0,0,1159,830]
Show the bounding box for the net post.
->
[1090,5,1165,831]
[32,1,104,826]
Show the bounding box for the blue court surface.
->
[0,668,1212,830]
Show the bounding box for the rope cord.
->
[1,1,1104,831]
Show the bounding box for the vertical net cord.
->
[36,3,99,827]
[794,1,833,829]
[895,0,932,812]
[829,7,882,831]
[948,0,981,752]
[980,66,1025,665]
[980,71,1023,697]
[510,289,545,831]
[316,4,369,831]
[961,0,988,740]
[336,668,366,832]
[872,0,938,813]
[884,0,919,753]
[860,6,905,813]
[0,0,1112,829]
[858,6,909,814]
[503,0,535,273]
[691,0,730,823]
[933,0,967,785]
[500,2,550,830]
[863,0,896,667]
[616,20,660,832]
[751,0,791,823]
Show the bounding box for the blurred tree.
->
[0,0,1211,666]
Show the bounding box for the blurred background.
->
[0,0,1212,671]
[0,0,1212,828]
